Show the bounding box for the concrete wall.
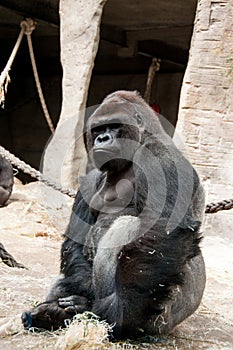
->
[177,0,233,240]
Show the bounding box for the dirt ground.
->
[0,180,232,349]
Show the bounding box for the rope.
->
[0,145,76,199]
[0,145,232,213]
[144,57,161,104]
[0,242,26,269]
[0,26,25,107]
[21,19,55,134]
[205,199,233,213]
[0,18,55,133]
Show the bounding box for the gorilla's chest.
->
[84,173,137,262]
[90,179,135,213]
[90,168,136,214]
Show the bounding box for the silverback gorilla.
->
[22,91,206,339]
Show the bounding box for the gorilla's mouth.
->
[94,148,116,154]
[93,148,117,160]
[93,148,118,169]
[93,148,130,171]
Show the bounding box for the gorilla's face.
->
[91,121,141,172]
[86,115,141,172]
[92,122,122,170]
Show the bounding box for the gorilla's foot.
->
[21,301,73,331]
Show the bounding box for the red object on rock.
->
[150,103,161,114]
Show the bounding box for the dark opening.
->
[0,0,61,182]
[87,0,198,131]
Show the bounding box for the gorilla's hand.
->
[58,295,90,313]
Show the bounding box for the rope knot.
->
[20,18,37,36]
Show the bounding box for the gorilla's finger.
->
[64,305,86,314]
[59,299,74,308]
[58,295,88,308]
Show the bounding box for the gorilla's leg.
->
[92,215,151,337]
[22,240,93,330]
[144,254,206,335]
[92,216,204,338]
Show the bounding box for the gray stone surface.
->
[177,0,233,240]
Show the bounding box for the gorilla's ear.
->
[83,130,90,152]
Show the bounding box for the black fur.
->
[22,91,206,339]
[0,156,13,206]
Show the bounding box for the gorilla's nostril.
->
[102,134,111,142]
[95,133,113,146]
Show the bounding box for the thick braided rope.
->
[0,146,76,198]
[205,199,233,214]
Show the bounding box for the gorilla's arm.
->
[22,187,96,330]
[47,188,96,302]
[46,240,93,301]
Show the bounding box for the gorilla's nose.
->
[95,132,113,146]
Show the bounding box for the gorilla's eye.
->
[135,113,143,127]
[92,125,105,135]
[92,123,122,137]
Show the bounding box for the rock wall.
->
[43,0,107,189]
[177,0,233,239]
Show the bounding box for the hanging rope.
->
[21,19,55,134]
[0,145,232,213]
[0,26,25,107]
[0,18,55,133]
[0,145,76,199]
[144,57,161,104]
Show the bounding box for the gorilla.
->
[0,156,25,268]
[0,156,13,206]
[22,91,206,339]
